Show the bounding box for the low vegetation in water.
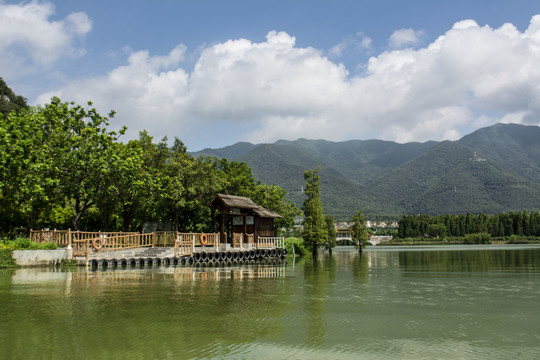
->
[284,237,310,256]
[58,259,79,268]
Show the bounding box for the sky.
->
[2,1,540,151]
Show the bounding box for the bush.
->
[37,242,58,250]
[0,244,16,268]
[5,237,57,250]
[284,237,309,256]
[507,235,529,244]
[464,232,491,244]
[9,237,32,249]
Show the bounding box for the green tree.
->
[302,168,327,255]
[324,214,337,254]
[165,142,222,232]
[0,78,28,117]
[352,210,369,251]
[251,183,301,235]
[40,97,125,230]
[214,158,257,197]
[215,158,300,234]
[427,223,447,238]
[0,106,69,231]
[94,139,145,231]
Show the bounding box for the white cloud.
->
[389,28,425,49]
[0,1,91,77]
[37,44,189,138]
[34,15,540,149]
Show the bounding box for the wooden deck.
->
[86,246,287,269]
[30,230,286,266]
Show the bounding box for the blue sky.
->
[2,1,540,150]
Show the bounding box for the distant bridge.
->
[336,230,391,246]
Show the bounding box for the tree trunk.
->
[173,210,179,232]
[122,206,134,232]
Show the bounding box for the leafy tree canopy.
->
[0,77,28,117]
[0,96,298,236]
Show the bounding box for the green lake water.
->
[1,245,540,359]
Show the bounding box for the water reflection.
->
[1,246,540,359]
[397,246,540,274]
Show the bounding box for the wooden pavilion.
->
[209,194,282,245]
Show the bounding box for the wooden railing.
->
[232,233,243,248]
[231,233,255,248]
[30,230,136,247]
[153,231,177,247]
[72,233,153,258]
[72,239,90,258]
[96,233,154,251]
[256,237,284,249]
[30,229,71,247]
[174,234,194,257]
[196,233,220,248]
[29,229,283,259]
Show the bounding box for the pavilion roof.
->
[210,194,259,209]
[210,194,282,219]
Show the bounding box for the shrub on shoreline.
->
[284,237,310,256]
[0,238,58,268]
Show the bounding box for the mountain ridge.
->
[193,123,540,219]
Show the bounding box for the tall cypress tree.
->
[352,210,369,252]
[302,168,327,255]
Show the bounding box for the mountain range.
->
[194,123,540,220]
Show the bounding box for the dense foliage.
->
[398,211,540,238]
[0,78,28,117]
[0,97,299,236]
[283,237,309,256]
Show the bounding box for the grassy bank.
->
[0,238,58,268]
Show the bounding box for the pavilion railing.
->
[232,233,243,248]
[174,233,219,255]
[256,237,284,249]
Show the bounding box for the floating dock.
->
[86,247,288,269]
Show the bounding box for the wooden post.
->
[220,212,226,245]
[212,208,216,233]
[242,214,247,250]
[253,216,258,245]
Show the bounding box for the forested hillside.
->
[195,124,540,219]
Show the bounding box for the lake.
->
[1,245,540,359]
